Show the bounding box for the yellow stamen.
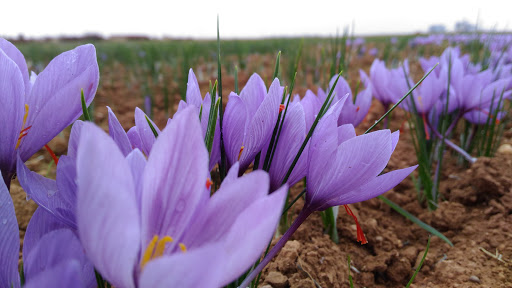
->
[15,104,30,149]
[154,236,174,258]
[140,235,159,269]
[179,243,187,253]
[238,146,245,160]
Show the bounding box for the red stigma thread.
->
[44,145,59,165]
[356,106,360,112]
[421,113,430,140]
[344,205,367,245]
[206,178,213,190]
[279,104,285,113]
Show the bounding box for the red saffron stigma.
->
[344,204,367,245]
[421,113,430,140]
[44,144,59,165]
[356,106,360,112]
[279,104,285,113]
[205,178,213,190]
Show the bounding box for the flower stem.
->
[240,209,312,288]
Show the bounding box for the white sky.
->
[1,0,510,39]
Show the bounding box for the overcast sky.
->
[1,0,510,39]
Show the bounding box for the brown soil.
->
[10,52,512,287]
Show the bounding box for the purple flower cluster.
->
[1,38,416,287]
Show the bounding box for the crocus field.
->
[1,31,512,288]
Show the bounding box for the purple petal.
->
[239,73,266,119]
[141,107,209,251]
[0,49,24,181]
[134,107,160,155]
[0,176,20,288]
[222,93,247,167]
[0,38,29,95]
[107,106,132,156]
[20,44,99,161]
[139,243,222,288]
[127,126,142,153]
[216,184,287,286]
[17,156,75,228]
[126,149,146,213]
[337,124,356,144]
[268,102,307,189]
[239,78,281,171]
[23,208,69,266]
[76,123,140,288]
[23,260,85,288]
[321,166,418,208]
[186,69,202,108]
[67,121,84,160]
[300,90,322,132]
[24,229,94,285]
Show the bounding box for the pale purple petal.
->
[107,106,132,156]
[0,38,29,95]
[17,156,75,228]
[23,260,85,288]
[216,185,287,286]
[337,124,356,144]
[239,73,266,119]
[76,123,140,288]
[126,149,146,213]
[186,69,202,108]
[67,121,84,160]
[24,229,94,286]
[127,126,142,153]
[20,44,99,161]
[0,49,24,182]
[134,107,160,155]
[320,166,418,208]
[141,107,209,251]
[239,78,281,171]
[23,208,68,265]
[0,176,20,288]
[223,93,247,167]
[139,243,222,288]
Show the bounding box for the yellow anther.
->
[179,243,187,253]
[154,236,174,258]
[140,235,159,269]
[238,146,245,161]
[15,104,30,149]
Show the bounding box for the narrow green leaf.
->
[217,14,227,180]
[406,236,431,288]
[378,196,452,246]
[273,51,281,80]
[234,65,239,95]
[347,255,354,288]
[145,115,159,138]
[81,89,92,122]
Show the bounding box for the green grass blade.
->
[81,89,92,122]
[405,236,431,288]
[145,115,159,138]
[347,255,354,288]
[378,196,452,246]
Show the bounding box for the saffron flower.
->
[240,101,417,287]
[223,75,282,172]
[76,107,287,287]
[0,38,99,187]
[0,173,92,288]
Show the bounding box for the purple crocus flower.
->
[223,75,282,172]
[240,100,417,287]
[176,69,221,170]
[0,38,99,187]
[330,70,373,127]
[76,107,287,287]
[369,59,409,109]
[0,173,92,288]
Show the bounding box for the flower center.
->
[16,104,31,149]
[140,235,187,269]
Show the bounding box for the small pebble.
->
[497,144,512,155]
[469,275,480,283]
